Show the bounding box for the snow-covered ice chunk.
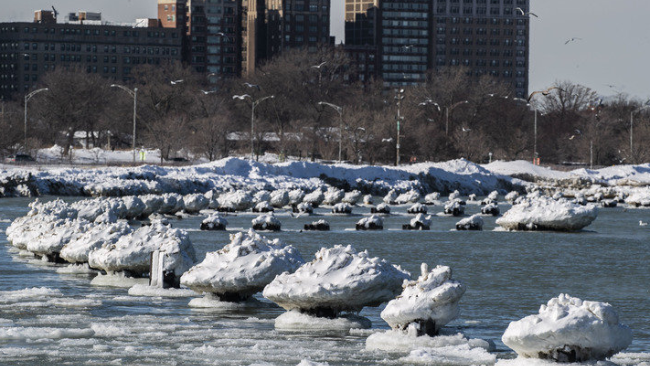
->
[456,214,483,231]
[403,214,431,231]
[88,223,196,281]
[60,221,133,264]
[288,189,306,205]
[331,202,353,214]
[251,213,281,231]
[293,202,314,214]
[263,245,410,314]
[396,190,421,204]
[356,215,383,230]
[182,193,209,213]
[200,214,228,231]
[217,190,254,211]
[362,194,373,205]
[303,189,325,207]
[505,191,520,203]
[322,187,345,205]
[253,201,274,213]
[481,202,500,216]
[443,201,465,216]
[304,219,330,231]
[496,196,598,231]
[269,189,290,208]
[383,189,398,204]
[424,192,441,204]
[274,309,372,331]
[180,230,303,300]
[449,190,461,201]
[381,264,465,336]
[407,203,427,214]
[502,294,632,362]
[626,191,650,207]
[342,190,362,205]
[370,203,390,215]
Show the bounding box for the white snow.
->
[201,213,228,230]
[88,223,196,278]
[381,264,466,335]
[60,221,133,264]
[217,190,254,211]
[424,192,441,203]
[263,245,410,313]
[180,230,304,298]
[251,213,282,231]
[274,309,372,331]
[456,214,484,231]
[322,187,345,205]
[342,190,362,204]
[331,202,353,214]
[303,189,325,206]
[396,190,422,204]
[356,215,383,229]
[269,189,290,207]
[502,294,632,362]
[496,196,598,231]
[410,214,432,228]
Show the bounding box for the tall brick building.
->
[344,0,530,97]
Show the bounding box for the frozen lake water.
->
[1,196,650,365]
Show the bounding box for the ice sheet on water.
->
[90,273,149,288]
[0,326,95,340]
[274,310,372,331]
[127,284,196,298]
[399,345,496,365]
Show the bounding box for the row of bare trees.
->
[1,46,649,166]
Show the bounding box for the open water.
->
[1,196,649,365]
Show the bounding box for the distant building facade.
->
[0,10,183,100]
[344,0,530,97]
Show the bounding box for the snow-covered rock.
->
[496,196,598,231]
[323,187,345,205]
[217,190,254,211]
[253,190,271,204]
[88,223,196,282]
[303,189,325,207]
[251,213,281,231]
[263,245,410,315]
[468,193,478,202]
[26,218,89,259]
[200,214,228,231]
[407,203,427,214]
[396,190,421,204]
[331,202,353,214]
[626,191,650,207]
[356,215,383,230]
[304,219,330,231]
[381,264,466,336]
[253,201,274,213]
[182,193,209,213]
[487,190,499,202]
[403,214,432,230]
[60,221,133,264]
[370,203,391,215]
[456,214,483,231]
[424,192,440,204]
[288,189,305,205]
[342,190,362,205]
[269,189,290,208]
[293,202,314,215]
[443,201,465,216]
[502,294,632,362]
[505,191,520,203]
[449,190,461,201]
[383,189,398,204]
[362,194,374,205]
[481,202,500,216]
[180,230,304,300]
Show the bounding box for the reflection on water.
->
[1,196,649,365]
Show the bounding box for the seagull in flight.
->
[515,7,538,17]
[243,82,261,91]
[311,61,327,69]
[170,79,184,85]
[201,90,216,95]
[461,127,471,132]
[565,37,582,45]
[568,135,575,140]
[382,138,393,143]
[527,87,557,102]
[402,45,414,50]
[232,94,251,100]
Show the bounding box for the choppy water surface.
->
[1,196,650,365]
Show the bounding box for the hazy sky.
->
[3,1,650,100]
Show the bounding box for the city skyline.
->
[2,0,650,100]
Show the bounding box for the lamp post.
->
[235,94,274,161]
[24,88,49,150]
[110,84,138,164]
[446,100,469,137]
[630,105,650,162]
[318,101,343,163]
[394,89,405,166]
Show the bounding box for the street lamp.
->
[630,105,650,161]
[110,84,138,164]
[24,87,49,150]
[234,94,274,161]
[528,87,558,164]
[318,101,343,163]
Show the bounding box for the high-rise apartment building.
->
[0,11,183,100]
[265,0,331,55]
[344,0,530,97]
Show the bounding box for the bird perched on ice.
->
[640,220,648,226]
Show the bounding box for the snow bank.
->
[304,219,330,231]
[502,294,632,362]
[88,223,196,279]
[381,264,465,336]
[496,196,598,231]
[263,245,410,314]
[180,230,303,300]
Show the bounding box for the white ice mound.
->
[180,230,304,299]
[303,189,325,206]
[263,245,410,313]
[424,192,441,204]
[26,219,89,257]
[60,221,133,264]
[275,309,372,331]
[182,193,209,213]
[269,189,290,207]
[323,187,345,205]
[496,196,598,231]
[251,213,281,231]
[396,190,421,204]
[200,213,228,230]
[625,191,650,207]
[356,215,383,230]
[381,264,466,336]
[410,214,432,228]
[217,190,254,211]
[342,190,362,204]
[88,223,196,278]
[456,214,484,231]
[502,294,632,362]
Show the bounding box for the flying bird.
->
[201,90,216,94]
[461,127,471,132]
[569,135,575,140]
[243,82,261,91]
[382,138,394,143]
[232,94,251,100]
[564,37,582,45]
[527,87,557,102]
[311,61,327,69]
[170,79,183,85]
[402,45,414,50]
[515,7,538,17]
